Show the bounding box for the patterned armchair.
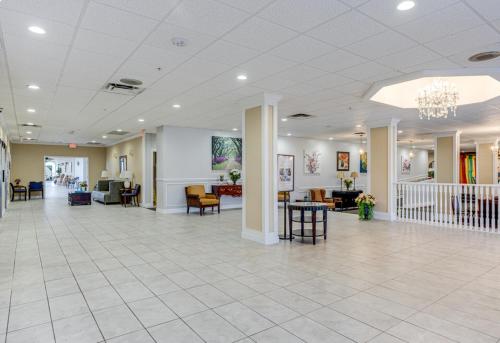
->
[310,188,341,211]
[185,185,220,216]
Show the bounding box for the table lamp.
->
[336,171,345,191]
[101,170,110,179]
[120,170,134,188]
[350,171,359,190]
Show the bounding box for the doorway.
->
[44,156,89,198]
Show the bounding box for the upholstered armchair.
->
[278,191,290,202]
[185,185,220,216]
[310,188,341,211]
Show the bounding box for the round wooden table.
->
[287,202,328,245]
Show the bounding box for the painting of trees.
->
[212,136,243,170]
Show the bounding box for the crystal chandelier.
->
[416,79,459,120]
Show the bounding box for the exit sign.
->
[68,143,77,149]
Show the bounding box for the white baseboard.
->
[241,227,279,245]
[374,211,391,221]
[157,204,242,214]
[141,202,154,208]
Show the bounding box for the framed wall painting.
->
[337,151,350,171]
[401,156,411,175]
[360,152,368,173]
[277,154,294,192]
[211,136,242,171]
[304,151,321,175]
[119,155,127,173]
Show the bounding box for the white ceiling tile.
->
[145,22,217,56]
[130,44,189,68]
[280,83,322,96]
[81,2,158,41]
[395,3,484,44]
[165,0,249,36]
[345,30,417,59]
[376,45,441,70]
[274,65,325,83]
[463,0,500,21]
[258,0,349,32]
[268,35,335,63]
[250,76,297,91]
[358,0,457,27]
[305,73,354,89]
[112,60,168,87]
[0,9,75,46]
[196,40,260,66]
[73,29,137,57]
[336,61,395,81]
[215,0,275,13]
[237,54,297,81]
[93,0,181,20]
[400,58,461,73]
[425,25,500,57]
[223,17,297,52]
[307,10,385,47]
[0,0,86,25]
[306,50,367,72]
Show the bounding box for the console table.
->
[331,190,363,211]
[212,184,242,198]
[68,191,91,206]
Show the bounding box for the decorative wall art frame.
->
[119,155,127,173]
[360,151,368,173]
[337,151,350,171]
[304,151,321,175]
[277,154,294,192]
[401,156,411,175]
[211,136,242,171]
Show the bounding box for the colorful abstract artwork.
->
[401,156,411,175]
[304,151,321,175]
[211,136,242,171]
[337,151,350,171]
[360,152,367,173]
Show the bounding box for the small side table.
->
[68,191,91,206]
[288,202,328,245]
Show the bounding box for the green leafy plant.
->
[229,169,241,184]
[344,178,353,190]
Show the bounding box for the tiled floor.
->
[1,186,500,342]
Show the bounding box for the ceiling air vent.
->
[103,82,144,96]
[86,141,102,145]
[107,130,129,135]
[468,51,500,62]
[288,113,314,120]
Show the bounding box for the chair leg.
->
[187,206,190,214]
[218,204,220,214]
[200,207,203,216]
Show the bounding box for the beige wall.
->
[10,144,106,187]
[370,127,388,212]
[106,136,143,189]
[244,106,262,232]
[477,143,494,184]
[436,137,453,183]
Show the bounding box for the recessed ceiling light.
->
[91,140,96,143]
[356,124,362,128]
[398,130,403,134]
[237,74,247,81]
[27,84,40,90]
[116,129,122,132]
[397,0,415,11]
[27,108,36,113]
[412,145,416,149]
[287,133,292,136]
[362,140,367,144]
[138,118,145,122]
[281,118,288,122]
[28,26,46,34]
[102,135,107,139]
[26,131,32,134]
[172,104,181,108]
[232,128,238,131]
[26,122,34,126]
[328,137,333,140]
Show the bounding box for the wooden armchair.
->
[310,188,341,211]
[185,185,220,216]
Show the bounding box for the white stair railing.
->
[394,182,500,233]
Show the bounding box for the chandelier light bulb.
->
[416,79,458,120]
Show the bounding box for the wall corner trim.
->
[241,228,279,245]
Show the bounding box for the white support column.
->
[141,132,156,208]
[476,138,499,184]
[155,126,169,214]
[368,118,399,221]
[241,94,281,245]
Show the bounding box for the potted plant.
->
[79,181,88,191]
[219,174,225,182]
[344,178,353,191]
[229,169,241,185]
[14,178,21,186]
[355,193,376,220]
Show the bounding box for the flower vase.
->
[358,204,373,220]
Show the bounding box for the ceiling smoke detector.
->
[287,113,314,120]
[171,37,187,47]
[468,51,500,62]
[119,78,143,86]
